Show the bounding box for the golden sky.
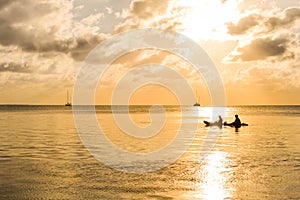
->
[0,0,299,105]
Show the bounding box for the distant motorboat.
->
[65,90,72,106]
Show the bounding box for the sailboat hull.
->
[193,103,200,106]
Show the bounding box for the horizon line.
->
[0,104,299,106]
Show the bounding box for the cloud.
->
[114,0,186,34]
[0,62,32,73]
[0,0,187,104]
[265,7,300,31]
[236,60,300,91]
[69,34,107,61]
[224,33,297,62]
[227,7,300,36]
[130,0,169,20]
[0,27,107,61]
[227,14,260,35]
[0,1,58,47]
[0,1,69,48]
[0,0,13,10]
[225,7,300,62]
[81,13,104,26]
[73,0,131,34]
[0,0,112,62]
[0,56,69,75]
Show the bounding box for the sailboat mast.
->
[66,90,69,103]
[193,89,200,106]
[65,90,72,106]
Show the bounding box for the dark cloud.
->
[69,34,107,61]
[0,24,45,50]
[0,25,106,61]
[226,35,296,62]
[227,14,260,35]
[19,34,106,61]
[265,7,300,31]
[0,1,64,49]
[0,0,54,24]
[115,0,185,34]
[0,1,41,47]
[0,0,181,62]
[130,0,169,20]
[226,7,300,63]
[0,0,108,61]
[227,7,300,36]
[0,0,13,10]
[0,62,32,73]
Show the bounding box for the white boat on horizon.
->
[65,90,72,106]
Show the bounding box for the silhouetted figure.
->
[217,115,223,128]
[229,114,241,128]
[203,115,223,128]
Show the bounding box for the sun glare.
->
[195,151,233,199]
[179,0,241,41]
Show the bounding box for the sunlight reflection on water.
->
[195,151,232,200]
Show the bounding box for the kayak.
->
[203,120,222,127]
[223,121,248,128]
[203,120,248,128]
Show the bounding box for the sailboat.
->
[193,101,200,107]
[193,90,200,107]
[65,90,72,106]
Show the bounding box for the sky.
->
[0,0,299,105]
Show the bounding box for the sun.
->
[178,0,241,41]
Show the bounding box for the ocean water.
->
[0,105,299,199]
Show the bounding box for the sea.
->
[0,105,299,199]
